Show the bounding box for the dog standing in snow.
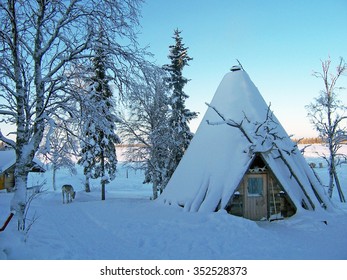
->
[62,184,76,204]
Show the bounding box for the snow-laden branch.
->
[206,120,228,126]
[206,101,317,209]
[0,129,16,148]
[273,142,316,210]
[0,110,16,117]
[205,102,253,143]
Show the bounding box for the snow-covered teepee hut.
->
[159,68,330,221]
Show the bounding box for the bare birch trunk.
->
[85,176,91,193]
[11,165,28,231]
[152,181,158,200]
[8,0,30,231]
[52,166,57,191]
[327,152,335,198]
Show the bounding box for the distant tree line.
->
[292,137,324,144]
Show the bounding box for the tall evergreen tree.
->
[163,29,197,184]
[78,34,121,200]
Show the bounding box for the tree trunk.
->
[327,109,335,198]
[327,160,334,198]
[85,176,91,193]
[152,180,158,200]
[8,0,28,231]
[52,165,57,191]
[11,167,28,231]
[101,151,105,201]
[101,181,105,200]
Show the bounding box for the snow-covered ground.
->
[0,144,346,260]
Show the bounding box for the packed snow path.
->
[1,190,347,259]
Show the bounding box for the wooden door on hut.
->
[226,154,297,221]
[243,173,267,220]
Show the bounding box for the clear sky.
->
[137,0,347,138]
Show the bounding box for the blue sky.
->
[138,0,347,138]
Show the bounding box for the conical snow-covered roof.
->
[160,70,329,215]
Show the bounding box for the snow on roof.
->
[160,70,329,214]
[0,149,16,174]
[0,149,46,174]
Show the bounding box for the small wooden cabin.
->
[0,165,15,191]
[225,154,296,221]
[0,149,45,192]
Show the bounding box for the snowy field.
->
[0,144,347,260]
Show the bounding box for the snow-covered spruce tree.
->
[120,64,171,199]
[163,29,198,187]
[78,34,121,200]
[306,57,346,202]
[0,0,145,231]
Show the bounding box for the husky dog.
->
[62,184,76,204]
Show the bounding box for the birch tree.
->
[306,57,347,202]
[0,0,145,231]
[120,64,171,199]
[40,122,78,191]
